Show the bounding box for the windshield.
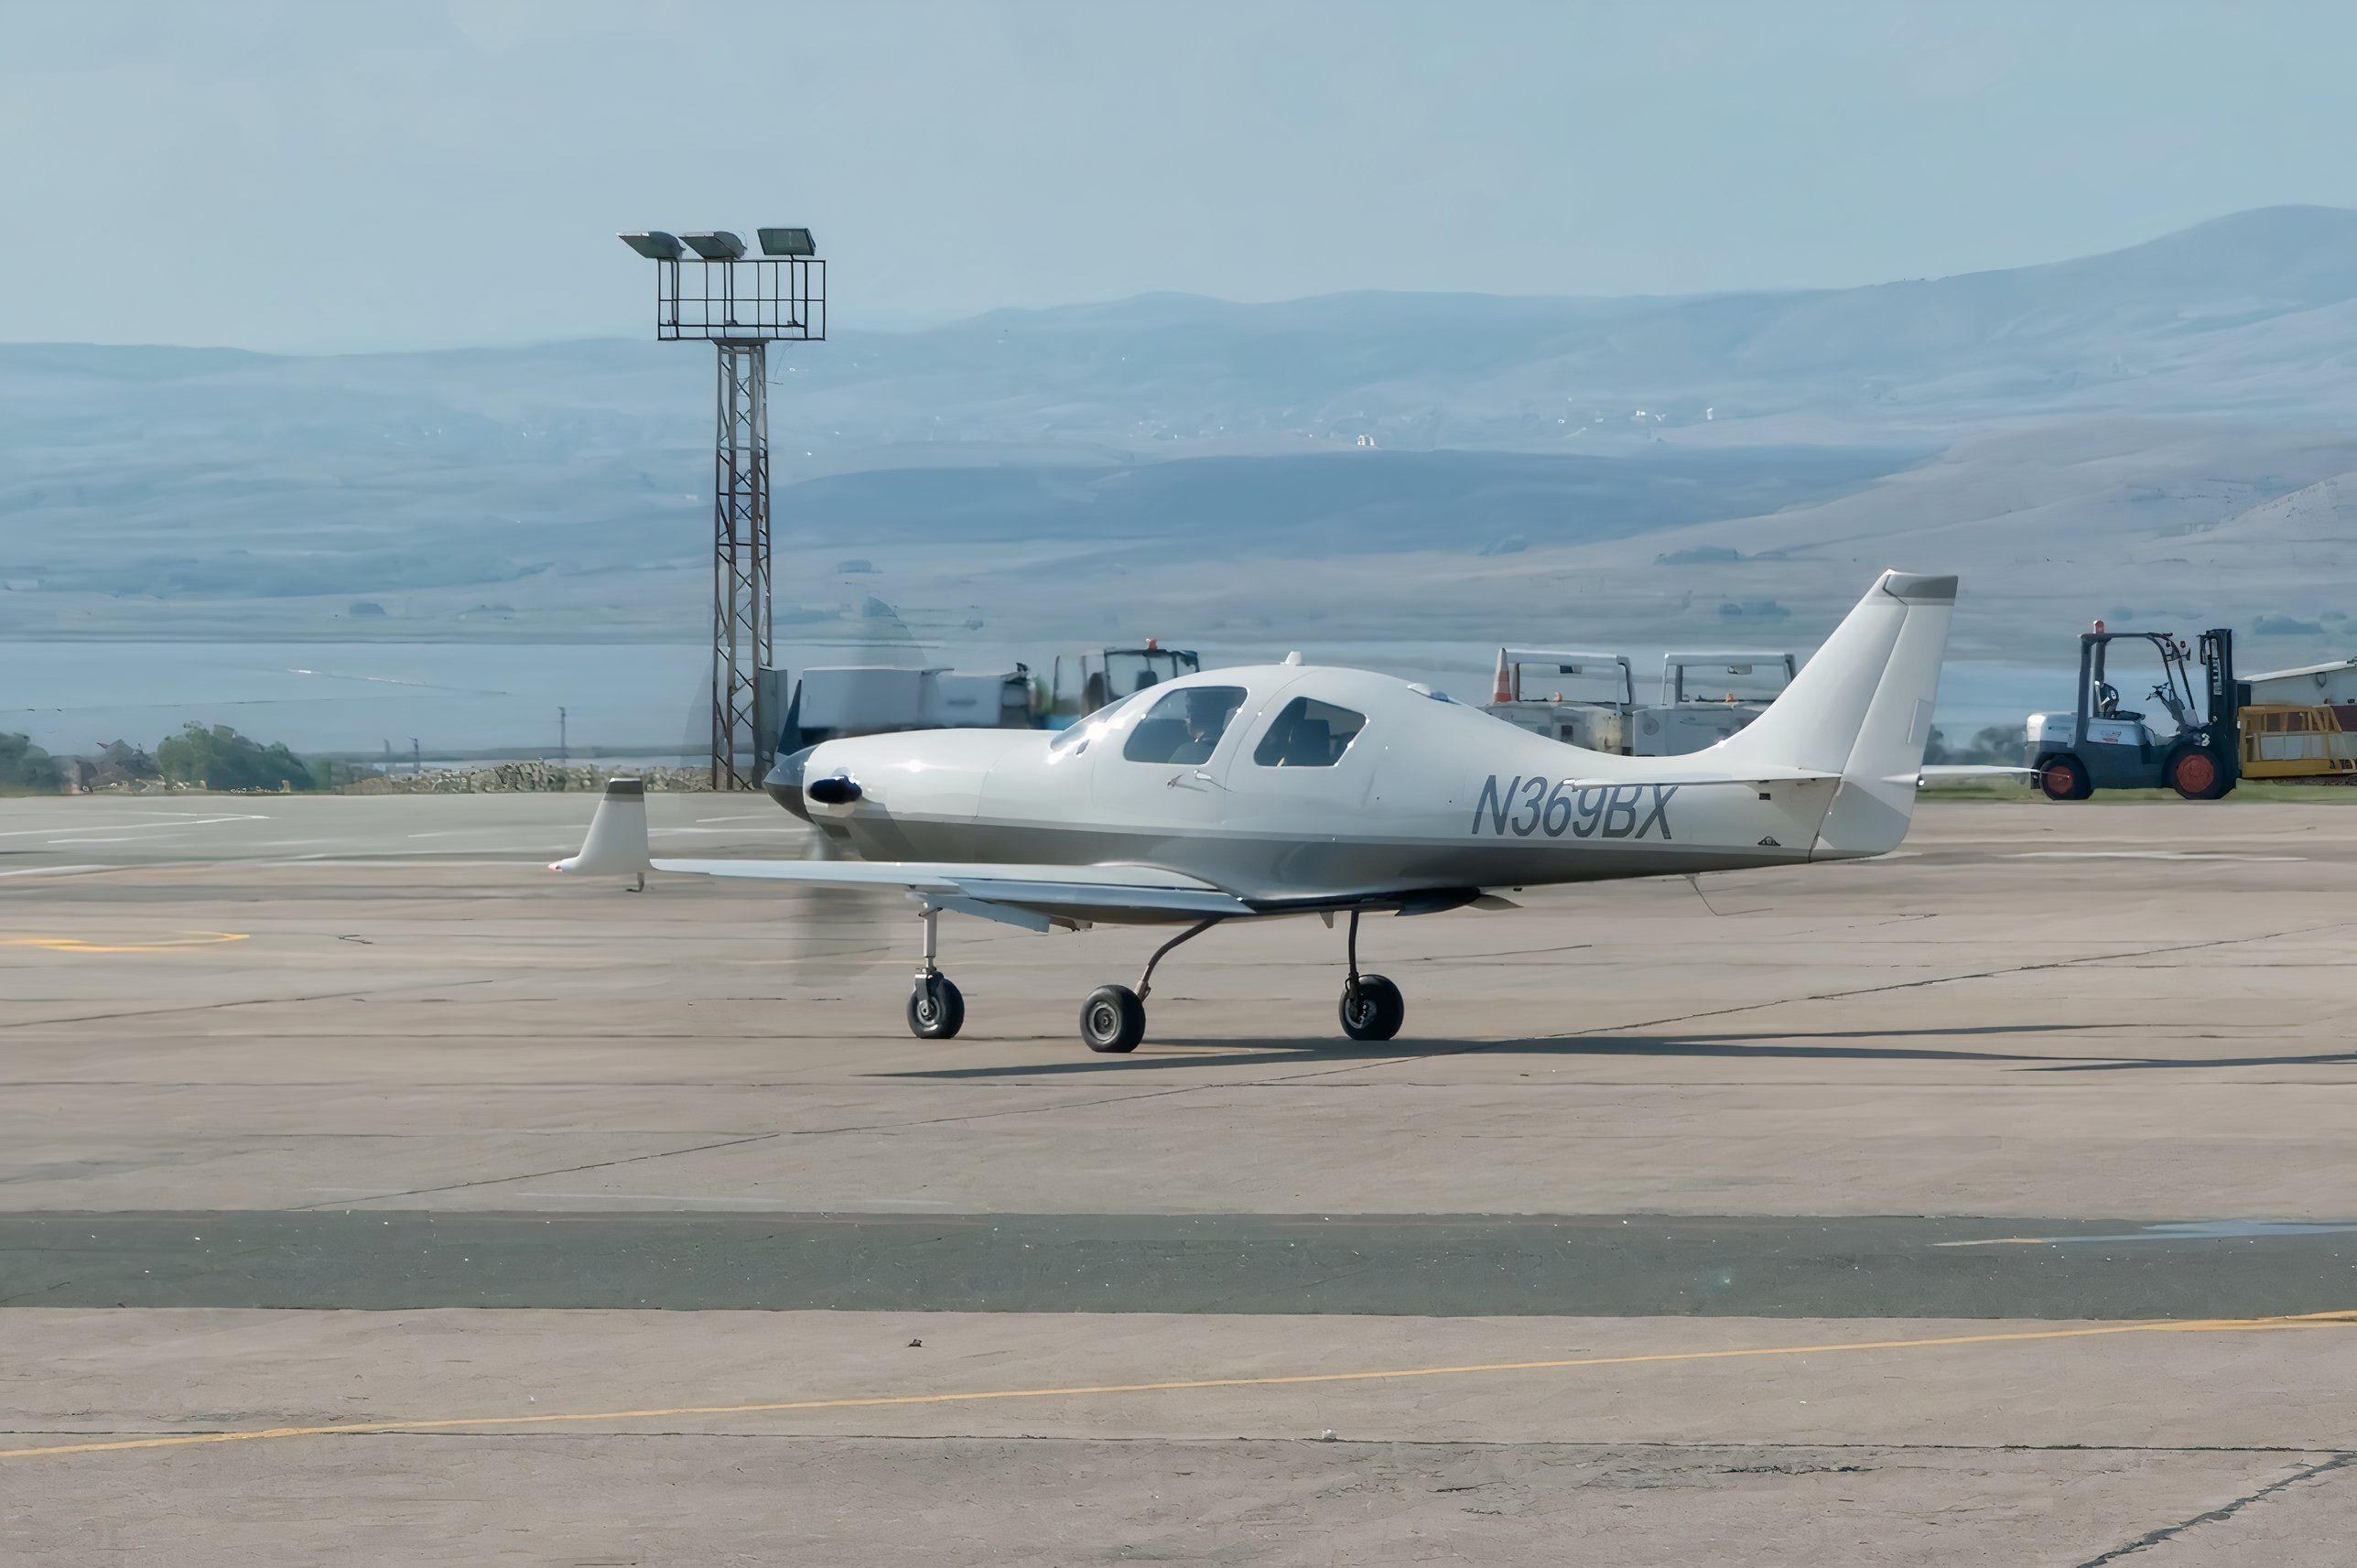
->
[2090,638,2191,736]
[1511,660,1628,707]
[1670,660,1791,704]
[1098,650,1197,704]
[1049,690,1144,754]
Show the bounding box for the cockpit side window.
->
[1121,686,1248,765]
[1251,697,1367,767]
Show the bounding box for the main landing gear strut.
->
[901,903,1410,1053]
[905,905,965,1040]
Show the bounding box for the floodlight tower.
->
[619,226,826,789]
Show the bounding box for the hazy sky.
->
[6,0,2355,352]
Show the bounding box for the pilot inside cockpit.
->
[1169,688,1242,765]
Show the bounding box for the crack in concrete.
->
[2070,1450,2357,1567]
[0,977,508,1033]
[290,1132,786,1211]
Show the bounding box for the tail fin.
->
[1713,570,1956,860]
[552,777,653,884]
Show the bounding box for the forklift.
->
[2027,622,2239,800]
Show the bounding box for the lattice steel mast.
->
[619,227,826,789]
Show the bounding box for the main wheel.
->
[906,976,965,1040]
[2038,754,2092,801]
[2166,745,2227,801]
[1339,974,1405,1042]
[1080,984,1146,1054]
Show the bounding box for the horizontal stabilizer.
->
[1563,767,1838,790]
[551,779,652,880]
[1919,764,2035,783]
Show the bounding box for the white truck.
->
[1483,647,1795,756]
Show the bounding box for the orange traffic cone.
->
[1490,648,1513,705]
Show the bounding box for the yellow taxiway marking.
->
[0,932,249,955]
[5,1311,2350,1464]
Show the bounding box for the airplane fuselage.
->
[773,663,1859,914]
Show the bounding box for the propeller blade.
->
[776,822,899,984]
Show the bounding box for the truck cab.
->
[1043,642,1202,723]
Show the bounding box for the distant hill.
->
[3,207,2355,656]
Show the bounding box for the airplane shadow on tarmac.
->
[879,1022,2145,1079]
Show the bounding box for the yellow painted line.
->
[5,1310,2350,1464]
[0,932,249,955]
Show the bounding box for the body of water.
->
[1,638,2060,758]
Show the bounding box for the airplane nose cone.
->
[764,745,816,821]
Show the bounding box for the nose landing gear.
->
[1080,984,1146,1053]
[1078,917,1221,1053]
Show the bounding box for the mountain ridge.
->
[3,207,2352,657]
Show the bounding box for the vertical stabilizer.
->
[1710,571,1957,859]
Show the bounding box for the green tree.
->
[0,732,61,794]
[155,723,319,792]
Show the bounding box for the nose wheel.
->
[1080,985,1146,1053]
[1075,917,1220,1054]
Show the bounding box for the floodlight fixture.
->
[758,226,816,258]
[619,231,685,261]
[680,231,747,262]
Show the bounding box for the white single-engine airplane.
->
[558,570,1956,1053]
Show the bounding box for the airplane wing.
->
[648,854,1254,927]
[554,781,1488,929]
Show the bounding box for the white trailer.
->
[1482,649,1637,753]
[775,664,1033,749]
[1630,651,1797,756]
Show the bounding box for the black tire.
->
[1339,974,1405,1042]
[2165,744,2229,801]
[2037,754,2092,802]
[1080,984,1146,1054]
[906,976,965,1040]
